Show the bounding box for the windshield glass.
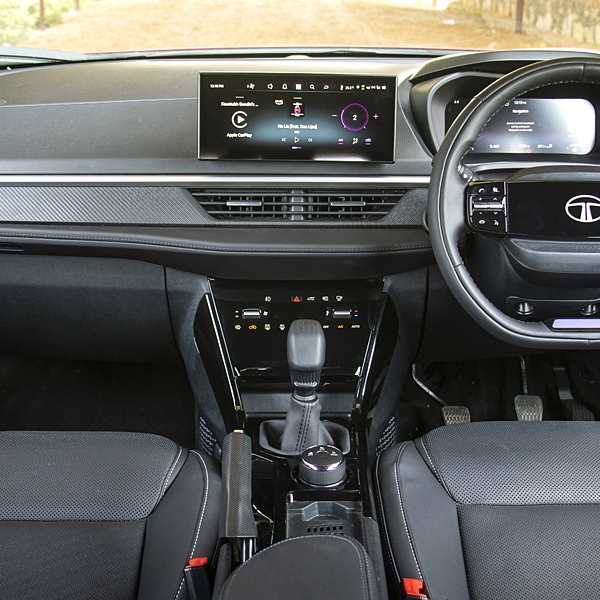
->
[1,0,599,54]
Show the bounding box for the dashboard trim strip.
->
[0,175,430,186]
[0,230,433,253]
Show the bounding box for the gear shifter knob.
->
[287,319,326,399]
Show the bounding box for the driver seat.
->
[376,421,600,600]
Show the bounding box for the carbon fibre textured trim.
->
[0,187,205,225]
[220,432,257,539]
[198,416,218,455]
[376,416,396,455]
[0,186,426,227]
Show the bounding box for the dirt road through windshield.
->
[22,0,592,53]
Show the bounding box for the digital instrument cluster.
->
[446,98,596,155]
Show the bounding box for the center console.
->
[194,278,395,598]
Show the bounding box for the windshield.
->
[1,0,599,54]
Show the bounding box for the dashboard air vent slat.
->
[190,189,406,221]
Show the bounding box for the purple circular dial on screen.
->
[341,103,369,131]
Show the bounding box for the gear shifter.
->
[287,319,325,400]
[279,320,334,453]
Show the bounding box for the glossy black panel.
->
[194,294,245,431]
[199,73,396,162]
[508,181,600,238]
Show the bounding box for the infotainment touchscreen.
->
[445,98,596,155]
[198,73,396,161]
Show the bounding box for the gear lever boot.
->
[279,319,334,453]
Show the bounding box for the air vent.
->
[190,189,407,221]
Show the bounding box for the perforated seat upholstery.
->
[0,430,221,600]
[376,422,600,600]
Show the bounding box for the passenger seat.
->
[376,421,600,600]
[0,430,221,599]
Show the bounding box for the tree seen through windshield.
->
[1,0,599,53]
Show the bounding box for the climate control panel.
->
[211,279,383,380]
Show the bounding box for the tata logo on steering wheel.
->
[565,195,600,223]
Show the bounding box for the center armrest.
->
[219,535,379,600]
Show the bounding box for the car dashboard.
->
[1,50,598,272]
[2,46,600,599]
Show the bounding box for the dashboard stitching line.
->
[0,231,432,253]
[0,97,197,109]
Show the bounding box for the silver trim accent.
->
[519,355,528,395]
[300,460,343,471]
[300,445,344,471]
[565,195,600,223]
[411,364,447,407]
[206,292,244,414]
[472,161,597,173]
[0,175,429,186]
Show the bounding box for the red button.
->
[186,557,208,568]
[403,579,427,598]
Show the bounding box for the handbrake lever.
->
[220,431,258,565]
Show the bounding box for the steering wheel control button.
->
[473,182,505,196]
[470,210,506,233]
[468,181,507,234]
[299,445,346,487]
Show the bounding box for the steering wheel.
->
[429,57,600,349]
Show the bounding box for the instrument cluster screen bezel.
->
[198,73,397,162]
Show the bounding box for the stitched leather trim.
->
[394,442,424,580]
[174,450,210,600]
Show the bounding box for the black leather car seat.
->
[0,430,221,600]
[376,421,600,600]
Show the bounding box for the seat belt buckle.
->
[184,557,212,600]
[403,578,429,600]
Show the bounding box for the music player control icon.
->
[231,111,248,128]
